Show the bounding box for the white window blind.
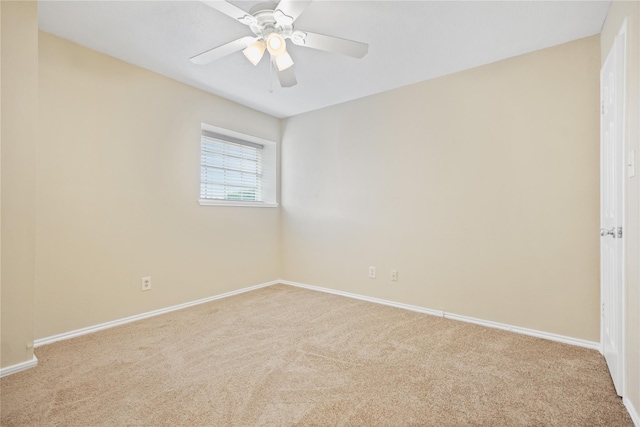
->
[200,131,263,202]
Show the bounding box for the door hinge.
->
[601,101,605,115]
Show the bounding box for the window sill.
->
[198,199,279,208]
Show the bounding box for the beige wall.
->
[601,0,640,418]
[282,35,601,342]
[35,32,281,339]
[1,1,38,368]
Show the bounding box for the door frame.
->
[600,18,627,398]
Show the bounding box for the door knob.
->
[600,227,616,238]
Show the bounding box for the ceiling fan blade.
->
[277,65,297,88]
[200,1,257,26]
[273,0,312,24]
[291,31,368,59]
[190,36,259,65]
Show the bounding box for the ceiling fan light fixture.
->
[243,40,266,66]
[274,51,294,71]
[266,32,286,56]
[193,0,370,89]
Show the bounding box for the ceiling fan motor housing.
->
[248,2,293,39]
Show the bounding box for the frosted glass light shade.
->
[274,51,294,71]
[266,33,286,56]
[243,40,266,66]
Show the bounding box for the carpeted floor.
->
[0,284,633,426]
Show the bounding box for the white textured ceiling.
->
[38,1,610,118]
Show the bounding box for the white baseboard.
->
[279,280,445,318]
[443,312,600,350]
[32,278,599,353]
[34,280,279,348]
[625,397,640,427]
[280,280,600,351]
[0,355,38,378]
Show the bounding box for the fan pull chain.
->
[268,57,274,93]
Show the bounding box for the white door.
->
[600,24,626,397]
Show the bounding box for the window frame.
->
[198,124,278,208]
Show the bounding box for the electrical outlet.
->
[141,276,151,291]
[391,270,398,282]
[369,266,376,279]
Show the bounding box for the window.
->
[199,125,277,207]
[200,132,262,201]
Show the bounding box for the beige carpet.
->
[0,284,633,426]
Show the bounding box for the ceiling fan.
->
[190,0,369,88]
